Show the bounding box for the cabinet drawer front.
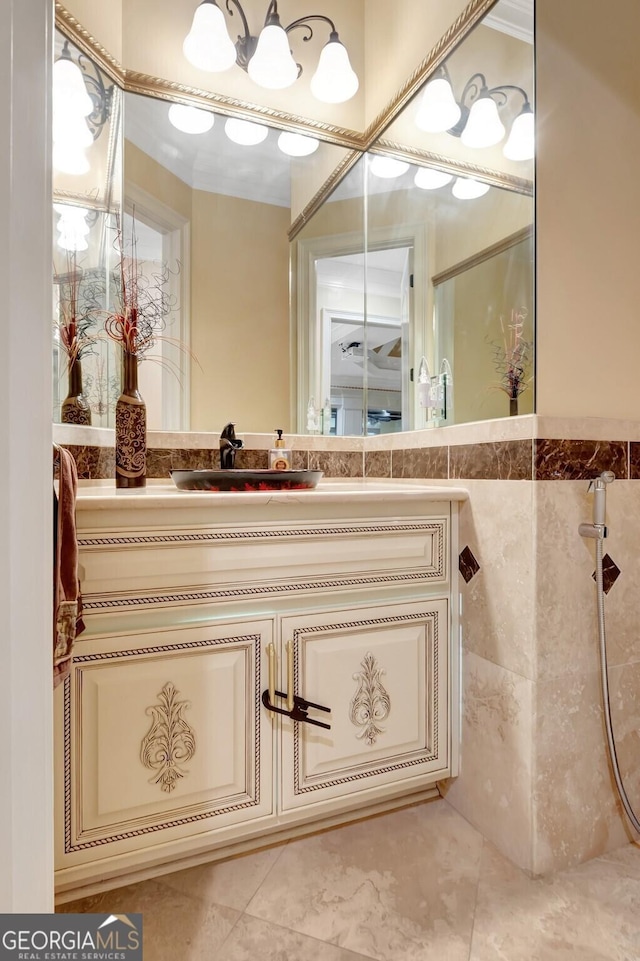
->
[78,518,448,612]
[55,620,273,868]
[279,600,449,812]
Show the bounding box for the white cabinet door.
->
[279,599,450,813]
[55,619,274,886]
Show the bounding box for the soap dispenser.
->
[269,429,292,471]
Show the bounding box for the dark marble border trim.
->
[64,437,635,483]
[535,439,628,481]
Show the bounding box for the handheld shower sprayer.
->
[589,470,615,526]
[579,470,615,538]
[579,469,640,834]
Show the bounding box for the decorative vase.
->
[61,358,91,426]
[509,396,519,417]
[115,350,146,489]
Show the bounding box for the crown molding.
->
[56,0,530,239]
[54,3,125,85]
[288,149,365,241]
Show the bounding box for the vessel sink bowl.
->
[170,469,323,492]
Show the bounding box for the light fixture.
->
[52,39,113,176]
[224,117,269,145]
[415,65,534,160]
[414,167,453,190]
[451,177,491,199]
[369,156,410,179]
[168,103,215,134]
[183,0,358,103]
[277,131,319,156]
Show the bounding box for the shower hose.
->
[595,536,640,833]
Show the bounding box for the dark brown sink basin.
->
[170,469,323,492]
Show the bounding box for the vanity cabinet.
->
[54,484,464,899]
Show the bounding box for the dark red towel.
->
[53,447,84,687]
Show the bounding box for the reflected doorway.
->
[316,246,413,436]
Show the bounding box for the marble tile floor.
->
[59,798,640,961]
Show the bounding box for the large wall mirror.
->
[293,0,534,434]
[53,0,533,438]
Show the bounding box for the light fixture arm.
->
[445,72,531,138]
[224,0,257,69]
[220,0,340,76]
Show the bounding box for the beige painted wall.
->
[449,238,534,422]
[124,140,192,220]
[536,0,640,418]
[363,0,472,129]
[190,191,290,433]
[434,187,532,274]
[125,140,290,433]
[61,0,123,62]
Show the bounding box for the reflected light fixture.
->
[277,131,319,156]
[414,167,453,190]
[451,177,491,200]
[369,156,410,179]
[183,0,358,103]
[54,204,91,252]
[52,40,113,176]
[168,103,215,134]
[224,117,269,145]
[415,64,534,160]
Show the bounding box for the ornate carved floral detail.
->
[349,652,391,746]
[140,683,196,793]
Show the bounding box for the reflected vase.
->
[115,350,146,489]
[61,358,91,426]
[509,396,519,417]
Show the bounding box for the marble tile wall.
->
[532,480,640,874]
[442,480,536,872]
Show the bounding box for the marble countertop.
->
[75,478,469,511]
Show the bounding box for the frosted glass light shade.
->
[53,142,90,176]
[414,167,453,190]
[55,205,90,251]
[452,177,490,199]
[53,111,93,150]
[277,132,319,157]
[503,108,535,160]
[183,1,237,73]
[415,78,461,133]
[460,96,506,148]
[369,156,410,179]
[310,37,359,104]
[52,57,93,118]
[168,103,214,134]
[224,117,268,145]
[248,24,298,90]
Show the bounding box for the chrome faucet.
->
[219,422,243,469]
[579,470,615,539]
